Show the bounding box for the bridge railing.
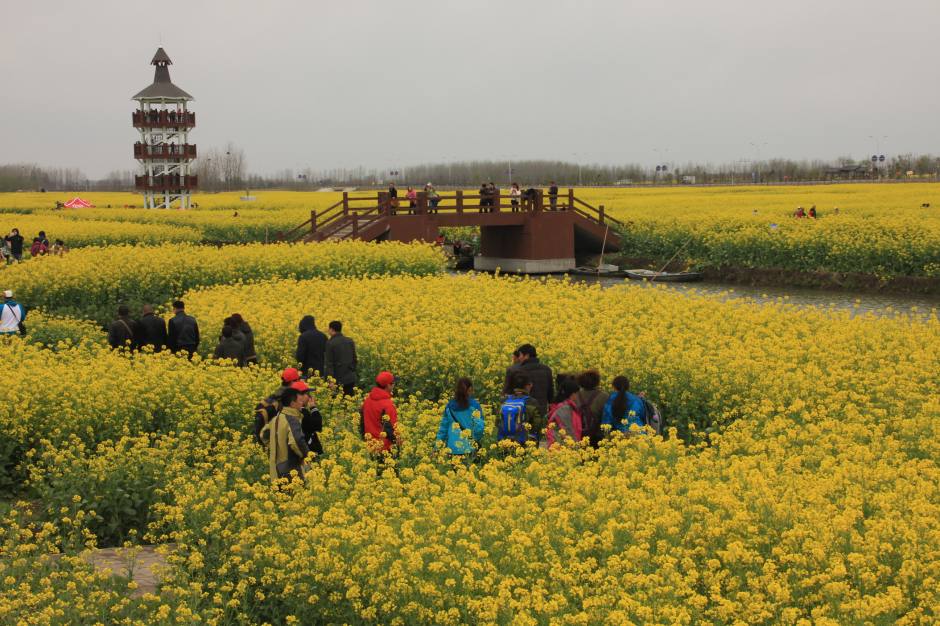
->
[282,188,623,242]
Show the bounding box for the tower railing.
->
[132,110,196,128]
[133,143,197,159]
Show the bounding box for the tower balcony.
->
[135,174,198,191]
[132,110,196,129]
[134,142,197,159]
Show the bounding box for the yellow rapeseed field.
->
[1,263,938,624]
[2,183,939,276]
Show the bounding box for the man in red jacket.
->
[361,370,399,456]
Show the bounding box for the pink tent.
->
[63,197,94,208]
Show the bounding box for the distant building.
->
[132,48,196,208]
[824,164,870,180]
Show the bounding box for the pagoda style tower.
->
[132,48,196,208]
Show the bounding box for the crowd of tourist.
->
[3,228,68,264]
[6,291,661,485]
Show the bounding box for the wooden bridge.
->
[280,188,623,273]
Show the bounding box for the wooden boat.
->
[624,269,703,282]
[568,264,625,277]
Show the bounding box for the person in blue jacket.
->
[601,375,647,435]
[436,377,485,459]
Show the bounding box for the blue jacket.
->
[601,391,646,433]
[436,399,485,455]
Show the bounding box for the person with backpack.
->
[498,371,544,446]
[601,375,649,435]
[575,369,610,448]
[254,368,302,445]
[107,305,139,350]
[0,290,26,336]
[546,377,583,447]
[259,380,313,482]
[361,370,399,456]
[436,377,485,460]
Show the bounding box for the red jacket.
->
[361,387,398,452]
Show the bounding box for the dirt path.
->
[82,544,175,596]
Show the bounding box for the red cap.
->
[290,380,312,393]
[281,368,301,383]
[375,371,396,387]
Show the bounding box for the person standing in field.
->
[296,315,327,378]
[137,304,167,352]
[546,377,583,447]
[601,375,647,434]
[498,371,543,445]
[108,305,139,350]
[229,313,258,365]
[324,320,358,395]
[361,370,400,457]
[436,377,485,460]
[0,289,26,336]
[406,186,418,214]
[548,181,559,210]
[167,300,200,358]
[213,324,245,366]
[575,369,610,448]
[502,343,554,416]
[5,229,24,262]
[259,381,313,482]
[255,367,302,445]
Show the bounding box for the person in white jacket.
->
[0,290,26,336]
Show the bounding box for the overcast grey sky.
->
[1,0,937,178]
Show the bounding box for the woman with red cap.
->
[360,371,400,457]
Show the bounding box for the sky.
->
[1,0,938,178]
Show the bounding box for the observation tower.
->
[131,48,196,208]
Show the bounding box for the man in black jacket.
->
[324,320,358,395]
[137,304,167,352]
[502,343,554,415]
[167,300,199,358]
[107,305,139,350]
[296,315,327,378]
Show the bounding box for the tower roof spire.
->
[132,48,193,101]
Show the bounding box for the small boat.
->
[569,264,625,277]
[624,269,703,282]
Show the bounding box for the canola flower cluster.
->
[2,184,939,276]
[575,184,940,277]
[2,240,444,322]
[0,213,201,248]
[1,267,938,624]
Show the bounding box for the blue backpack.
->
[499,395,530,442]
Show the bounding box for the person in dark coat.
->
[137,304,167,352]
[107,305,139,350]
[296,315,327,378]
[167,300,199,358]
[502,343,554,415]
[214,325,245,366]
[4,229,24,262]
[229,313,258,365]
[324,320,358,395]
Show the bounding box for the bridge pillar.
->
[474,212,576,274]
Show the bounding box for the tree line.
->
[3,152,939,193]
